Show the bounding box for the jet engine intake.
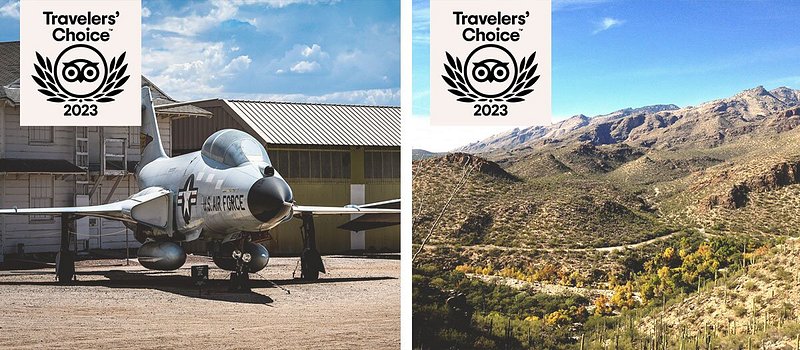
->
[213,241,270,273]
[137,241,187,270]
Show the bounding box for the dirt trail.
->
[421,230,690,253]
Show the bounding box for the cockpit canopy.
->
[201,129,271,167]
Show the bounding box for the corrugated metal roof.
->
[224,100,400,147]
[0,42,19,87]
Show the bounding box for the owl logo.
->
[442,44,539,103]
[32,43,130,103]
[61,59,101,83]
[462,44,519,99]
[471,59,510,83]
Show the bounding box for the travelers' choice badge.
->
[20,1,141,126]
[430,0,551,126]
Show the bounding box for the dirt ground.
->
[0,254,400,349]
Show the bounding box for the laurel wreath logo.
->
[32,51,130,103]
[442,51,540,103]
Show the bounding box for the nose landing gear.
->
[229,240,252,292]
[300,212,324,281]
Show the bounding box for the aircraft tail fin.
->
[138,87,168,171]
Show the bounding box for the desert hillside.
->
[413,86,800,349]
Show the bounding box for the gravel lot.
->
[0,255,399,349]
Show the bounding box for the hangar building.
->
[173,100,401,255]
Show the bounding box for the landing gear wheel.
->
[301,248,321,281]
[55,250,75,284]
[299,212,325,281]
[56,214,76,284]
[229,271,250,292]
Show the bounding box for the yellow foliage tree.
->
[545,309,571,326]
[593,295,613,316]
[611,282,636,310]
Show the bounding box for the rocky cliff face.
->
[703,160,800,209]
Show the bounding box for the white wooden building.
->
[0,41,210,262]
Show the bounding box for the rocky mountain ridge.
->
[458,86,800,154]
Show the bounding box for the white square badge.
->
[20,0,141,126]
[430,0,551,126]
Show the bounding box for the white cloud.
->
[223,55,252,74]
[144,0,337,35]
[239,0,339,8]
[142,7,151,18]
[0,1,19,18]
[302,44,323,57]
[593,17,624,34]
[553,0,611,11]
[290,60,321,73]
[244,17,258,26]
[335,50,361,64]
[142,36,251,100]
[230,88,400,106]
[145,1,238,36]
[272,43,329,74]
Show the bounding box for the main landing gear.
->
[300,212,324,281]
[56,214,76,284]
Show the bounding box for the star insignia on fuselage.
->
[177,174,198,225]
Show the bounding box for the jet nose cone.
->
[248,177,294,222]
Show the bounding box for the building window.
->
[270,150,351,179]
[129,126,140,146]
[29,126,54,144]
[29,175,54,223]
[365,151,400,179]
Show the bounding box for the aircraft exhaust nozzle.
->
[248,176,293,222]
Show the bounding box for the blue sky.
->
[412,0,800,150]
[0,0,399,104]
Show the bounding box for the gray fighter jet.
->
[0,87,400,285]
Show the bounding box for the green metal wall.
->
[365,180,401,251]
[264,146,400,255]
[266,180,351,255]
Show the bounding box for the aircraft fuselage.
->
[135,130,294,244]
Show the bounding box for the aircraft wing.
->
[0,187,172,229]
[292,199,400,215]
[293,199,400,231]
